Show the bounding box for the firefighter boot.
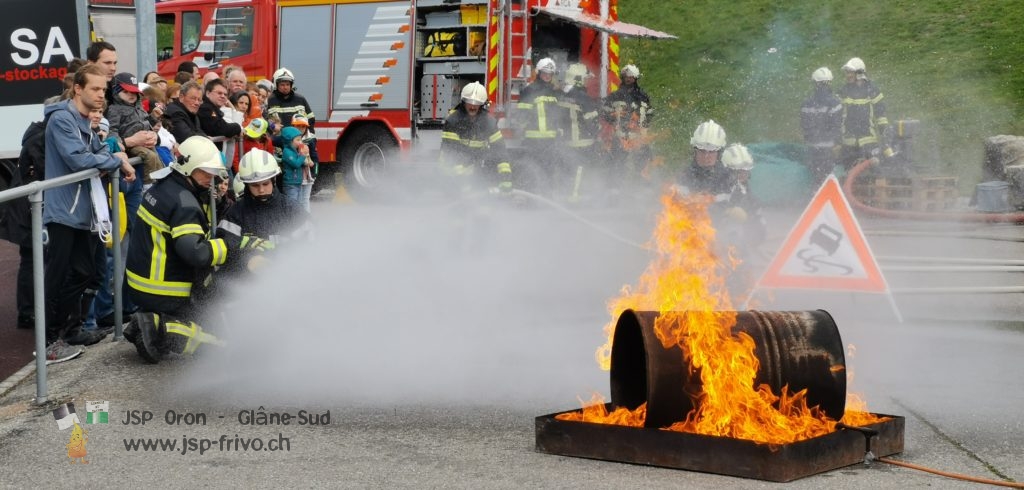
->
[161,319,225,357]
[130,311,163,364]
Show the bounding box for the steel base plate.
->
[535,405,904,482]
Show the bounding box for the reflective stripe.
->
[843,135,878,146]
[210,238,227,266]
[172,223,204,238]
[516,103,533,109]
[166,320,200,355]
[496,162,511,174]
[841,93,884,105]
[127,269,192,297]
[219,219,242,237]
[583,111,598,120]
[524,130,558,138]
[137,207,171,234]
[488,131,503,143]
[441,131,460,141]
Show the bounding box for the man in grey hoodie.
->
[41,64,136,364]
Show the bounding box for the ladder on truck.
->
[499,0,531,109]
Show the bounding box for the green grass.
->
[618,0,1024,188]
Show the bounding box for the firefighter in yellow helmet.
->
[440,81,513,194]
[516,57,566,194]
[125,136,230,363]
[837,57,893,169]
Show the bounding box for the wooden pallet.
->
[853,174,958,212]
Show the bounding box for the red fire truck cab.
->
[155,0,673,194]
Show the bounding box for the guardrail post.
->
[30,189,47,404]
[112,169,124,341]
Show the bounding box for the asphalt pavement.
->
[1,196,1022,488]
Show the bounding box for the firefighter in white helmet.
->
[602,63,655,190]
[558,63,600,201]
[801,66,843,185]
[837,57,893,169]
[267,67,316,130]
[125,136,231,363]
[440,81,513,193]
[679,119,732,195]
[717,143,766,296]
[217,148,313,277]
[516,57,566,193]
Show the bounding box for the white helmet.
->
[237,149,281,184]
[536,58,556,74]
[272,67,295,85]
[722,144,754,171]
[461,81,487,106]
[565,63,591,86]
[690,119,727,151]
[811,67,833,82]
[620,64,640,79]
[842,57,866,73]
[175,136,228,179]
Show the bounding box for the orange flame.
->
[574,190,885,444]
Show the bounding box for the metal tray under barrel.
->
[535,406,904,483]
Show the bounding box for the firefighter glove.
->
[247,254,270,272]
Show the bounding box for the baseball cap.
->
[113,73,142,94]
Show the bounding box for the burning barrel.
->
[610,310,847,429]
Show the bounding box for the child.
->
[291,115,317,200]
[106,72,163,184]
[280,126,314,211]
[239,118,275,173]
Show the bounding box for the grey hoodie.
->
[43,99,122,230]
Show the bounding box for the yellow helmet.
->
[237,149,281,184]
[175,136,227,179]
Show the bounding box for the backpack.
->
[0,116,50,246]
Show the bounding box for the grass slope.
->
[618,0,1024,187]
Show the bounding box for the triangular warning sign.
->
[757,175,889,293]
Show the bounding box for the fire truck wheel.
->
[340,126,397,192]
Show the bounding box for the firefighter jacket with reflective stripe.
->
[559,86,600,148]
[126,171,228,314]
[681,162,733,196]
[217,189,312,276]
[801,87,843,148]
[602,83,653,132]
[838,79,888,147]
[440,105,512,188]
[266,90,316,130]
[517,81,565,140]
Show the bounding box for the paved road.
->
[1,195,1022,488]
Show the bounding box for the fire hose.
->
[842,158,1024,223]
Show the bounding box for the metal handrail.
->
[0,158,138,404]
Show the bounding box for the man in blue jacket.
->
[42,64,136,364]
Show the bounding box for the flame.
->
[576,190,885,443]
[556,393,647,427]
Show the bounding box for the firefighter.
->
[716,143,766,297]
[678,119,732,196]
[439,82,512,194]
[124,136,231,363]
[801,67,843,186]
[837,57,893,169]
[602,64,655,181]
[266,67,316,130]
[558,63,600,201]
[217,149,313,277]
[516,57,566,193]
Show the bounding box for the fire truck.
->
[154,0,673,194]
